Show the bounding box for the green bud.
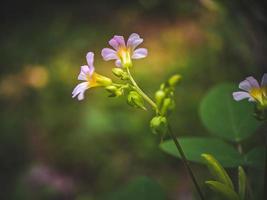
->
[105,85,123,97]
[150,116,168,135]
[127,91,146,110]
[160,83,166,90]
[112,68,124,76]
[161,98,175,115]
[155,90,165,106]
[112,68,129,80]
[168,74,182,87]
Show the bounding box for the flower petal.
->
[239,76,260,91]
[127,33,143,50]
[109,35,125,50]
[246,76,260,88]
[132,48,148,59]
[239,80,253,91]
[101,48,118,61]
[115,59,122,67]
[78,65,90,81]
[86,52,95,74]
[261,73,267,86]
[72,82,89,101]
[232,91,252,101]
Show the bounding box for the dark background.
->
[0,0,266,199]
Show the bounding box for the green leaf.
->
[244,147,266,169]
[199,83,261,142]
[107,177,167,200]
[160,137,243,167]
[238,166,246,200]
[201,154,234,189]
[206,181,240,200]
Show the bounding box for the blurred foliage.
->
[160,137,243,167]
[0,0,266,199]
[199,83,262,142]
[106,176,167,200]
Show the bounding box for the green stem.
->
[126,67,158,112]
[126,67,205,199]
[167,125,205,200]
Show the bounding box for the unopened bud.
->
[150,116,168,135]
[155,90,165,106]
[105,85,123,97]
[161,98,175,115]
[112,68,129,80]
[127,91,146,110]
[168,74,182,87]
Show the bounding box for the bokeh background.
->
[1,0,266,199]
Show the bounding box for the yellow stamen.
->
[249,87,267,106]
[87,72,112,88]
[118,47,132,68]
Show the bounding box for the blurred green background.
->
[0,0,266,199]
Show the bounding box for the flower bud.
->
[155,90,165,106]
[112,68,124,76]
[127,91,146,110]
[161,98,175,115]
[112,68,129,80]
[150,116,168,135]
[105,85,123,97]
[168,74,182,87]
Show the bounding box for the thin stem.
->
[168,125,205,200]
[126,67,158,112]
[125,66,204,199]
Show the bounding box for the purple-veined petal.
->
[127,33,143,50]
[72,82,89,101]
[232,91,252,101]
[109,35,125,50]
[132,48,148,59]
[261,73,267,86]
[101,48,118,61]
[115,59,122,67]
[239,80,253,92]
[86,52,95,74]
[78,65,90,81]
[246,76,260,88]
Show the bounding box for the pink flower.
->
[233,74,267,106]
[101,33,148,68]
[72,52,112,100]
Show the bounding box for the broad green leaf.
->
[199,83,261,142]
[206,181,240,200]
[201,154,234,189]
[238,166,246,200]
[160,137,243,167]
[244,147,266,169]
[106,177,167,200]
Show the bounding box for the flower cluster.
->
[72,33,181,135]
[72,33,147,101]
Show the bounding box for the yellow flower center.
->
[87,72,112,88]
[249,86,267,106]
[118,47,132,68]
